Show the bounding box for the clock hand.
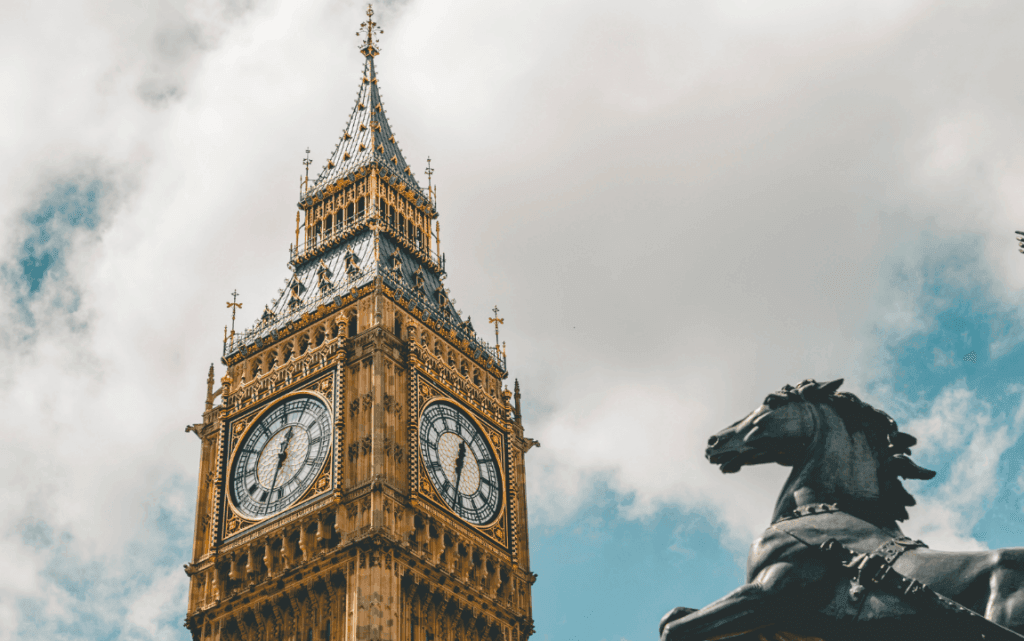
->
[279,426,295,461]
[263,427,294,513]
[452,441,467,509]
[264,465,282,514]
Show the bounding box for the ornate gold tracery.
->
[186,6,534,641]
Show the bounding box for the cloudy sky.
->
[4,0,1024,639]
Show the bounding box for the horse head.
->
[706,378,936,525]
[705,379,839,473]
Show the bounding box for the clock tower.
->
[184,7,537,640]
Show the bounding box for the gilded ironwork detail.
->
[187,9,533,640]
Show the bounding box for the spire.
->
[357,4,382,58]
[513,378,522,425]
[303,4,424,203]
[205,363,215,411]
[224,5,503,377]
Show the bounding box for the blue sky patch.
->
[14,181,102,296]
[529,485,743,641]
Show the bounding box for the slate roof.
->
[225,229,501,370]
[302,53,426,204]
[261,230,452,325]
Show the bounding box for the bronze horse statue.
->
[660,379,1024,641]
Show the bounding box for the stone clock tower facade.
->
[184,8,537,641]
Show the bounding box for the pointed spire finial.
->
[302,148,312,190]
[489,305,504,347]
[226,289,242,345]
[206,364,216,411]
[514,378,522,425]
[358,4,382,58]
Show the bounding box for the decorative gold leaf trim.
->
[225,512,254,536]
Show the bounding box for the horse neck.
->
[772,403,886,524]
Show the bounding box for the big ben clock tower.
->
[184,7,537,640]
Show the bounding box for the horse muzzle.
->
[706,447,749,473]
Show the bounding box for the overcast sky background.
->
[4,0,1024,639]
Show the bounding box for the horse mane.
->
[764,379,937,523]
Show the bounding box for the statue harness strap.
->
[772,504,1024,641]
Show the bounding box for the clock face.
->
[230,394,331,520]
[419,401,502,526]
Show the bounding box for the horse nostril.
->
[708,436,719,448]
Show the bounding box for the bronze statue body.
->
[660,379,1024,641]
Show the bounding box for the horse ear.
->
[820,378,844,395]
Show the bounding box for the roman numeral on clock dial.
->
[230,394,332,522]
[419,401,502,526]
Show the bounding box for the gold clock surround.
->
[225,388,335,526]
[414,393,509,541]
[184,8,535,641]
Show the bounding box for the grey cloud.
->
[4,0,1024,636]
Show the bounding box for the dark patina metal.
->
[660,379,1024,641]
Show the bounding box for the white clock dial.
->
[230,394,331,520]
[419,401,502,525]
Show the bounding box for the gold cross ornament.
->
[489,305,504,347]
[226,289,243,340]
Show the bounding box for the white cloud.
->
[901,383,1024,550]
[124,567,188,639]
[902,380,993,454]
[5,0,1024,636]
[527,374,789,546]
[905,425,1016,551]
